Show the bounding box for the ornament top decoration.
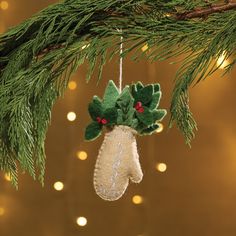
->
[85,80,167,141]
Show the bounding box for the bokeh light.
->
[68,81,77,90]
[156,123,164,133]
[82,44,90,50]
[141,44,148,52]
[77,151,88,160]
[0,1,9,10]
[67,112,76,122]
[4,173,11,181]
[156,163,167,173]
[76,216,87,226]
[53,181,64,191]
[217,52,230,69]
[132,195,143,205]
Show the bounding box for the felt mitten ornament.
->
[85,81,167,201]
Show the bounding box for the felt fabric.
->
[150,91,161,110]
[88,96,103,120]
[103,107,118,125]
[85,122,102,141]
[136,106,153,126]
[136,85,154,105]
[86,81,167,201]
[94,125,143,201]
[102,80,120,108]
[152,109,167,121]
[85,80,167,139]
[116,86,133,107]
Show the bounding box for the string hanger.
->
[118,29,123,93]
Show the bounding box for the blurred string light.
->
[76,216,87,227]
[81,44,90,50]
[156,163,167,173]
[0,1,9,10]
[0,207,5,216]
[217,52,230,69]
[141,44,148,52]
[77,151,88,161]
[67,112,76,122]
[68,81,77,90]
[156,123,164,133]
[53,181,64,191]
[4,173,11,181]
[132,195,143,205]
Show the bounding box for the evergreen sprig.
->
[85,81,166,140]
[0,0,236,185]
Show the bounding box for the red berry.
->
[135,101,142,110]
[96,117,102,123]
[138,107,144,113]
[101,118,108,125]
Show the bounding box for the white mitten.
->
[94,125,143,201]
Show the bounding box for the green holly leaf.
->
[135,122,147,133]
[88,96,103,121]
[117,86,133,108]
[117,109,123,124]
[136,82,144,91]
[85,122,102,141]
[136,106,154,126]
[85,80,166,140]
[116,86,135,126]
[126,107,135,119]
[131,82,144,101]
[149,92,162,110]
[103,107,118,125]
[103,80,120,109]
[123,109,135,126]
[131,118,139,129]
[154,84,160,93]
[131,85,138,100]
[137,85,154,105]
[153,109,167,121]
[141,124,159,135]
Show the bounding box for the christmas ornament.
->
[85,80,167,201]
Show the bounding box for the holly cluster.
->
[85,80,167,141]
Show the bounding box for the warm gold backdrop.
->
[1,1,236,236]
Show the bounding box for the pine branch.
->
[176,1,236,19]
[7,1,236,61]
[0,0,236,186]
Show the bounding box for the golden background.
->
[1,1,236,236]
